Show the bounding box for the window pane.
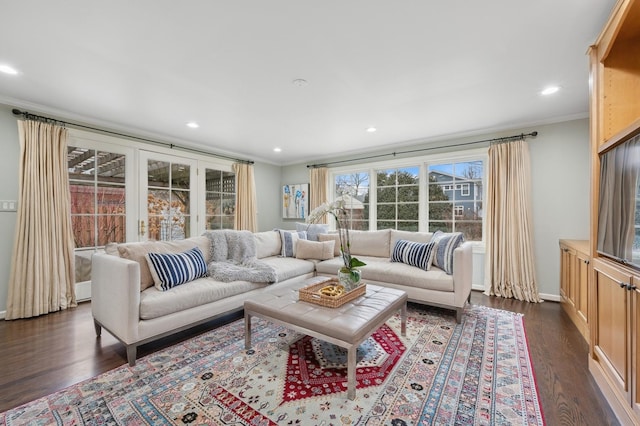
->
[206,169,222,192]
[222,195,235,216]
[96,184,125,214]
[456,222,482,241]
[398,185,419,202]
[378,204,395,218]
[454,161,483,181]
[398,203,418,220]
[72,215,94,248]
[350,219,369,231]
[377,221,395,230]
[429,221,453,233]
[70,182,95,214]
[397,222,418,232]
[97,215,125,245]
[377,187,396,202]
[429,181,452,201]
[429,202,453,220]
[148,161,170,188]
[171,163,190,189]
[377,170,395,185]
[428,164,454,182]
[68,147,95,181]
[96,151,125,184]
[172,190,190,215]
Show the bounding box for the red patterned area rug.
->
[0,305,545,425]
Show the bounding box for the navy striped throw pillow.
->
[391,239,436,271]
[146,246,208,291]
[431,231,465,275]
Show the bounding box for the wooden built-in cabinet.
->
[559,240,590,342]
[589,0,640,424]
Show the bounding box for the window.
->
[376,166,419,231]
[68,147,127,248]
[205,169,236,230]
[334,172,369,230]
[146,160,192,240]
[427,160,483,241]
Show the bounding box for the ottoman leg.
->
[245,312,252,350]
[347,345,356,400]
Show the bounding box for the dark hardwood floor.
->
[0,291,620,425]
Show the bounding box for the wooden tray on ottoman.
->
[299,278,366,308]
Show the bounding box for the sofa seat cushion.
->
[140,277,264,320]
[315,256,454,292]
[260,256,316,282]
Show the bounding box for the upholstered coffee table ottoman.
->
[244,277,407,400]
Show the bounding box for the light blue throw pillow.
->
[277,229,307,257]
[391,239,436,271]
[431,231,465,275]
[296,222,329,241]
[146,246,208,291]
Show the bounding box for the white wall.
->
[281,118,591,299]
[0,105,20,313]
[529,119,590,299]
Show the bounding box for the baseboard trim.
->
[0,310,5,320]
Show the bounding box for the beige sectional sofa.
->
[91,228,472,366]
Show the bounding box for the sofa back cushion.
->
[116,236,211,291]
[349,229,391,257]
[254,230,282,258]
[390,230,433,256]
[318,233,341,256]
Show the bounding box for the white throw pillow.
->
[295,239,335,260]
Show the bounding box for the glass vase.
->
[338,268,362,292]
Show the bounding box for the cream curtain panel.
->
[6,120,76,320]
[309,167,328,223]
[233,162,257,232]
[485,140,541,303]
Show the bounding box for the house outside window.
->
[329,152,485,242]
[428,160,483,241]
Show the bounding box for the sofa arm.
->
[91,253,141,344]
[452,242,473,308]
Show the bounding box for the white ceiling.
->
[0,1,616,165]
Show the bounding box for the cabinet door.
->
[576,251,590,324]
[633,286,640,417]
[593,260,631,399]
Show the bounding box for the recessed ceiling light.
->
[366,127,377,133]
[541,86,560,95]
[292,79,308,87]
[186,122,199,129]
[0,65,18,75]
[273,147,282,153]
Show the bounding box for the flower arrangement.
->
[307,197,366,281]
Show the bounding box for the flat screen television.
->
[597,125,640,268]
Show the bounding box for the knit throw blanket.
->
[203,230,277,283]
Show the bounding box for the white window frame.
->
[328,148,487,242]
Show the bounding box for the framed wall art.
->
[282,183,309,219]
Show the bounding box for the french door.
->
[139,151,198,241]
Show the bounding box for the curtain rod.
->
[12,108,255,165]
[306,131,538,168]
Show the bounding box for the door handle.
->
[139,220,146,236]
